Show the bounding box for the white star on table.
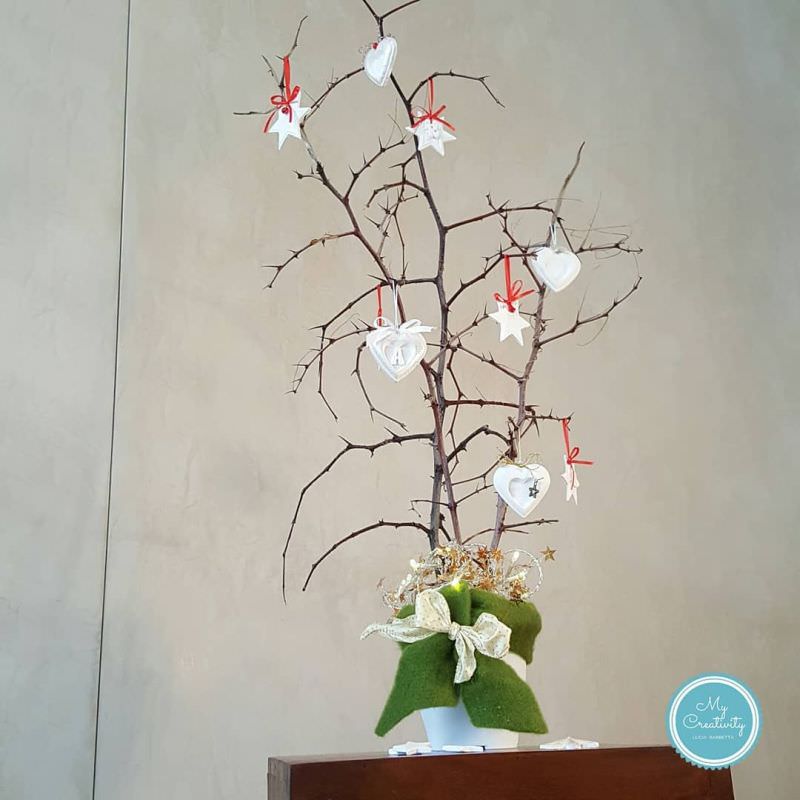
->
[388,741,432,756]
[405,118,456,156]
[540,736,599,751]
[562,455,580,504]
[489,300,531,345]
[267,95,309,150]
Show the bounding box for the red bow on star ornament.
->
[561,418,594,504]
[264,56,309,150]
[489,255,536,345]
[406,79,456,156]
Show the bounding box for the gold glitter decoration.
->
[540,546,557,561]
[381,543,543,611]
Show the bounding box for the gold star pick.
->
[540,546,556,562]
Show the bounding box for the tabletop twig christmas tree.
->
[240,0,641,747]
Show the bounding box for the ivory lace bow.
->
[361,589,511,684]
[370,317,434,339]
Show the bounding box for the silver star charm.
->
[267,95,309,150]
[489,300,531,345]
[405,118,456,156]
[562,455,580,504]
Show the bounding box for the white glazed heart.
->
[363,37,397,87]
[492,463,551,518]
[366,321,429,382]
[533,247,581,293]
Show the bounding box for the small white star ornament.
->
[560,419,593,504]
[562,455,580,504]
[493,461,550,518]
[490,255,536,345]
[363,37,397,86]
[407,118,456,156]
[266,96,309,150]
[407,78,456,156]
[489,300,530,345]
[263,55,309,151]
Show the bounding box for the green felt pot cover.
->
[373,583,548,736]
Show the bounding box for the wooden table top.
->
[268,744,735,799]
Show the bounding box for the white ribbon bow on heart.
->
[361,588,511,684]
[370,317,435,339]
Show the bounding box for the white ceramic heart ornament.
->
[363,37,397,87]
[533,224,581,292]
[533,247,581,292]
[366,285,434,382]
[367,321,431,382]
[493,462,551,518]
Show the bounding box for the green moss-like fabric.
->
[374,584,547,736]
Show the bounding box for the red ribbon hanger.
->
[494,254,535,312]
[264,56,301,133]
[376,283,384,323]
[411,79,455,131]
[562,418,594,467]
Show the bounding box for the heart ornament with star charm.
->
[363,37,397,86]
[493,462,551,518]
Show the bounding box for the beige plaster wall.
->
[0,1,128,797]
[3,1,799,799]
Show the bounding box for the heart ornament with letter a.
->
[366,318,433,382]
[493,462,551,518]
[363,37,397,87]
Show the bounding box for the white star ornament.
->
[406,119,456,156]
[489,300,531,345]
[562,455,580,504]
[267,95,309,150]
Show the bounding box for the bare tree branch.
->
[538,276,642,347]
[464,518,558,544]
[303,518,431,591]
[262,231,355,288]
[409,71,505,108]
[282,432,433,599]
[244,4,642,596]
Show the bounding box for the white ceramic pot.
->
[420,652,526,750]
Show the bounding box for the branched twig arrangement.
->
[241,1,642,599]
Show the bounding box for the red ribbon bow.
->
[562,419,594,467]
[264,56,300,133]
[494,255,535,312]
[411,79,455,131]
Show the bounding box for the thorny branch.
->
[281,431,432,599]
[247,1,642,596]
